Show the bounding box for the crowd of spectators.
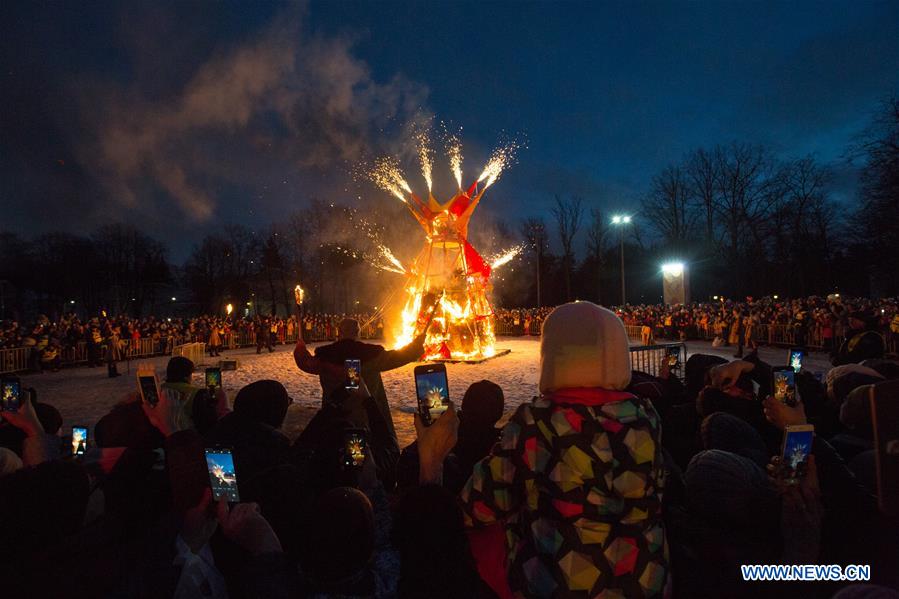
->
[3,296,896,376]
[0,299,897,598]
[496,296,899,355]
[0,312,385,373]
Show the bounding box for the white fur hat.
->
[539,302,631,393]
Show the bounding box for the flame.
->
[392,285,497,361]
[370,157,412,201]
[488,244,524,270]
[477,140,521,188]
[447,134,463,189]
[415,130,434,192]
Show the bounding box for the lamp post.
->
[661,262,688,305]
[611,215,632,306]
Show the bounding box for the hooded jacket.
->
[461,303,668,598]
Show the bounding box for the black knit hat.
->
[233,380,291,429]
[166,356,195,382]
[460,380,504,427]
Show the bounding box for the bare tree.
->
[686,147,720,243]
[551,195,584,301]
[520,217,549,307]
[640,165,697,248]
[585,208,609,303]
[92,224,170,316]
[850,96,899,293]
[713,143,780,292]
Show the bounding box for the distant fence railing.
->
[628,343,686,378]
[172,342,207,367]
[0,347,30,375]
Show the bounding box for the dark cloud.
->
[80,13,428,224]
[1,3,431,256]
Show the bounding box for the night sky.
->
[2,1,897,259]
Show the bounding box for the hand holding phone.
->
[773,368,800,407]
[1,376,22,412]
[778,424,814,483]
[666,345,680,368]
[136,366,161,407]
[414,363,449,426]
[0,385,42,436]
[413,400,460,484]
[342,428,368,469]
[205,367,222,390]
[762,394,807,431]
[72,426,89,456]
[344,359,361,390]
[205,447,240,502]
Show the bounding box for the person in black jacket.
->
[832,311,886,366]
[314,317,428,444]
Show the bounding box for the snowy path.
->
[15,337,833,449]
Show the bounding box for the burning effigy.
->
[367,133,522,361]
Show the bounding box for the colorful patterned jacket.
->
[461,388,668,598]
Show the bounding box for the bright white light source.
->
[661,262,685,276]
[611,214,631,225]
[612,215,622,224]
[622,215,631,223]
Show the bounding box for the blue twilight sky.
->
[1,0,897,258]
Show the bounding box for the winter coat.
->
[461,388,668,598]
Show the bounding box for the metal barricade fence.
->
[624,325,643,343]
[0,347,30,374]
[123,338,157,359]
[59,342,88,366]
[172,342,207,366]
[494,320,522,336]
[628,343,686,378]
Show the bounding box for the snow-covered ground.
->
[15,337,833,449]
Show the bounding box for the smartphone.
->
[788,348,803,373]
[666,345,680,368]
[72,426,89,456]
[781,424,814,481]
[205,367,222,390]
[870,380,899,518]
[773,367,800,407]
[344,359,361,390]
[414,363,449,426]
[205,447,240,502]
[136,370,161,407]
[342,428,368,469]
[1,377,22,412]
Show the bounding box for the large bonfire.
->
[367,132,521,361]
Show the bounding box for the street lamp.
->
[661,262,688,304]
[661,262,684,276]
[611,215,632,305]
